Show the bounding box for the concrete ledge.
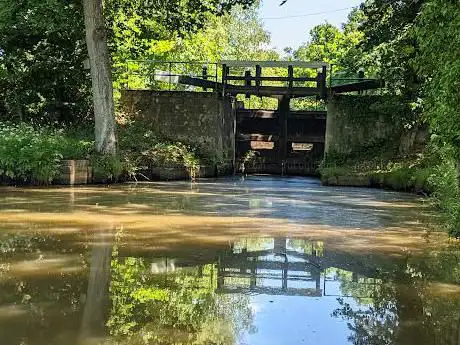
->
[150,165,227,181]
[322,175,372,187]
[55,160,91,185]
[150,167,190,181]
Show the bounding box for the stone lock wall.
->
[120,91,235,170]
[325,95,426,157]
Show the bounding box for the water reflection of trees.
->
[1,229,459,345]
[332,244,460,345]
[106,248,254,345]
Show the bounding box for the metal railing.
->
[119,60,220,92]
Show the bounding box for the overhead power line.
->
[262,7,354,20]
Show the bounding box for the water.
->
[0,176,459,345]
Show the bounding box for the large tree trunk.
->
[83,0,117,155]
[80,231,113,343]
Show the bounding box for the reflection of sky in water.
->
[240,278,363,345]
[223,237,373,345]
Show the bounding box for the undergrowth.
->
[0,122,92,184]
[0,121,204,184]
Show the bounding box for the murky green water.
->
[0,176,459,345]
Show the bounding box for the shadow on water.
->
[0,176,458,345]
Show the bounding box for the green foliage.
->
[426,150,460,238]
[293,19,364,77]
[108,249,254,344]
[416,0,460,164]
[171,3,271,62]
[414,0,460,236]
[0,123,92,184]
[118,2,278,96]
[0,121,208,184]
[0,0,257,123]
[320,154,434,194]
[0,0,92,123]
[118,122,201,179]
[91,154,124,183]
[357,0,425,97]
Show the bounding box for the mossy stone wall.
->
[325,95,426,158]
[121,90,236,166]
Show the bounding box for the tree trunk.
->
[80,231,113,343]
[82,0,117,155]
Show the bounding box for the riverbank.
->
[319,156,460,238]
[0,122,229,186]
[320,164,432,194]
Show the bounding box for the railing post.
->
[244,69,252,99]
[125,61,129,89]
[322,66,327,99]
[358,68,365,95]
[214,63,218,94]
[168,62,172,91]
[255,64,262,91]
[288,65,294,91]
[222,64,228,97]
[202,64,208,92]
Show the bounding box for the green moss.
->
[320,158,435,194]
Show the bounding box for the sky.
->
[259,0,363,52]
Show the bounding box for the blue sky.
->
[259,0,363,52]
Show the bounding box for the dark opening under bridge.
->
[121,60,384,176]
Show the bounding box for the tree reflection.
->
[332,244,460,345]
[80,229,113,343]
[105,248,254,345]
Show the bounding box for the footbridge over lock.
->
[120,60,384,176]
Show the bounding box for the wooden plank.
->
[288,135,325,143]
[226,85,319,97]
[288,65,294,89]
[225,76,317,82]
[289,111,327,120]
[178,75,223,90]
[237,110,278,119]
[217,287,322,297]
[255,65,262,88]
[236,134,279,142]
[221,60,329,68]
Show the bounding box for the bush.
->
[91,154,124,183]
[428,161,460,238]
[0,123,92,184]
[383,166,415,191]
[118,123,201,179]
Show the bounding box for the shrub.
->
[91,154,124,183]
[118,123,201,179]
[0,123,92,184]
[428,161,460,237]
[383,166,415,191]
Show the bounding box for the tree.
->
[83,0,117,155]
[357,0,426,97]
[83,0,258,154]
[171,3,271,63]
[1,0,258,153]
[0,0,91,123]
[416,0,460,191]
[292,11,364,79]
